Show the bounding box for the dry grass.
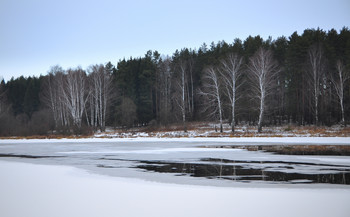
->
[1,122,350,139]
[206,144,350,156]
[141,123,350,138]
[203,144,350,155]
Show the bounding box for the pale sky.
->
[1,0,349,81]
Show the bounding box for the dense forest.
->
[1,28,350,136]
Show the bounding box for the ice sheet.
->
[1,160,349,217]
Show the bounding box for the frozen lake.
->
[1,137,350,217]
[1,137,350,187]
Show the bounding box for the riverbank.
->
[1,123,350,140]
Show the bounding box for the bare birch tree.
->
[87,64,113,131]
[331,60,349,126]
[176,60,187,132]
[248,48,279,133]
[199,66,224,132]
[42,65,70,129]
[220,53,243,133]
[63,68,88,129]
[307,44,325,126]
[57,72,70,127]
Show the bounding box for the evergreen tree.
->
[23,77,41,119]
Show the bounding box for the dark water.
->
[136,158,350,185]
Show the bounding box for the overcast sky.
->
[1,0,349,81]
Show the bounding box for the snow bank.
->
[1,161,349,217]
[1,136,350,144]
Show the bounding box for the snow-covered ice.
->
[0,137,350,217]
[1,160,350,217]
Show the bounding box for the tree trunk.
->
[218,90,223,133]
[341,100,345,126]
[231,104,235,133]
[181,63,187,133]
[258,96,264,133]
[231,79,236,133]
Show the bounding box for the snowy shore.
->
[1,160,350,217]
[1,136,350,144]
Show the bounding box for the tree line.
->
[0,28,349,136]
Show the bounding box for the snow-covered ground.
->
[1,136,350,144]
[94,124,350,138]
[1,160,349,217]
[0,137,350,217]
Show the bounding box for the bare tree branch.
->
[199,65,224,132]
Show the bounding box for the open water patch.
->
[136,158,350,185]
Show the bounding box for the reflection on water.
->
[136,158,350,185]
